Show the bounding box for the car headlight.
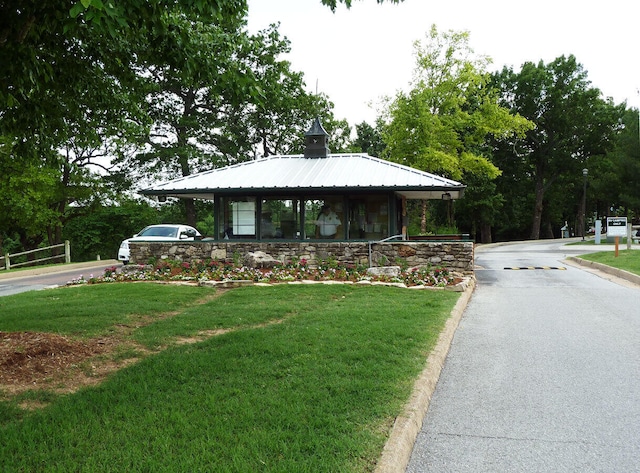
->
[120,241,129,250]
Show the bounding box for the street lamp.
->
[582,168,588,241]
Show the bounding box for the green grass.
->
[568,237,637,245]
[577,249,640,276]
[0,283,212,337]
[0,283,460,472]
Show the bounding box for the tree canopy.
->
[320,0,404,11]
[0,0,342,248]
[491,55,624,239]
[380,26,532,238]
[382,26,531,181]
[2,1,639,256]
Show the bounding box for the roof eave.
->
[140,185,466,201]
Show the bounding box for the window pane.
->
[348,195,389,240]
[221,197,256,239]
[261,198,300,239]
[305,198,344,239]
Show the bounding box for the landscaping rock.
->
[243,251,280,269]
[367,266,402,278]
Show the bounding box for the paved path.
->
[0,260,120,296]
[406,240,640,472]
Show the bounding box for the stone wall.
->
[129,241,475,274]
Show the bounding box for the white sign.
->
[607,216,627,237]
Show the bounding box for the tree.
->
[381,25,531,238]
[1,0,397,252]
[351,120,386,156]
[492,55,624,239]
[113,10,259,226]
[1,0,402,111]
[321,0,404,10]
[247,28,335,157]
[0,137,62,251]
[117,14,332,227]
[1,1,156,249]
[599,107,640,220]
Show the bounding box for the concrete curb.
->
[565,256,640,286]
[374,276,477,473]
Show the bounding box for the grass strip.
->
[577,249,640,276]
[0,284,214,337]
[1,284,459,472]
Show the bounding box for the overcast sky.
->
[247,0,639,126]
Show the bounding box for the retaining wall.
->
[128,241,475,274]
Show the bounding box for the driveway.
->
[406,240,640,472]
[0,260,120,297]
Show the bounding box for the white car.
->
[118,224,202,264]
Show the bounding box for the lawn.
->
[0,282,460,472]
[577,249,640,276]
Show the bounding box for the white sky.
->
[247,0,639,126]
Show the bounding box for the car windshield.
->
[138,226,179,238]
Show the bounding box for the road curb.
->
[565,256,640,286]
[375,276,476,473]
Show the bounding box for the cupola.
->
[303,117,330,158]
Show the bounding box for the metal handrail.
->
[368,234,405,268]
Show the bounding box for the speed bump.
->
[504,266,566,270]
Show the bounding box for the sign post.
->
[606,217,627,257]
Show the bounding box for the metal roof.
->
[140,153,466,200]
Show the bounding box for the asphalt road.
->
[406,240,640,472]
[0,260,121,297]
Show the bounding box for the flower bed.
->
[67,258,461,288]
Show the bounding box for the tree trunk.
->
[185,199,197,228]
[543,221,555,239]
[421,200,427,234]
[529,177,544,240]
[480,223,492,243]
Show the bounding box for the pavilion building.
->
[141,118,466,243]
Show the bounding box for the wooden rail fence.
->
[1,241,70,271]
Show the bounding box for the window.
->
[261,198,301,239]
[216,194,393,240]
[220,197,256,239]
[304,198,344,239]
[347,195,389,240]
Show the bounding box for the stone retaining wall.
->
[128,241,475,274]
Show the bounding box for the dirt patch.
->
[1,290,228,402]
[0,331,144,398]
[173,318,287,345]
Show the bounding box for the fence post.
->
[65,240,71,264]
[4,254,9,271]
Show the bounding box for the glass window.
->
[261,198,301,239]
[220,197,256,239]
[304,198,344,239]
[347,195,389,240]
